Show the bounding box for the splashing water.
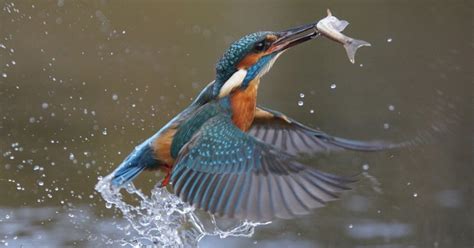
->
[95,175,270,247]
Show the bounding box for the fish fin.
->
[324,9,348,32]
[344,39,371,64]
[326,9,333,16]
[332,20,349,32]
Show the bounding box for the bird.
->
[107,21,389,221]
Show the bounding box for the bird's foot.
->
[160,173,171,188]
[159,164,172,188]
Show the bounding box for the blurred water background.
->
[0,0,472,247]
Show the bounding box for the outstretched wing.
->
[247,106,393,155]
[170,114,354,222]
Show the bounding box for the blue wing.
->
[247,106,394,155]
[170,114,354,221]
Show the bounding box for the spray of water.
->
[95,175,270,247]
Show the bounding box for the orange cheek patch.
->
[237,35,278,69]
[237,53,264,69]
[264,34,279,54]
[266,34,278,42]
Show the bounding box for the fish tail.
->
[110,142,157,187]
[344,39,371,64]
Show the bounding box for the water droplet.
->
[362,164,369,170]
[387,38,393,43]
[330,83,336,89]
[299,93,305,98]
[69,153,75,160]
[388,105,395,111]
[297,101,304,106]
[348,224,353,229]
[359,63,364,67]
[41,102,49,109]
[37,180,44,186]
[102,129,108,135]
[5,215,10,220]
[29,117,36,123]
[33,165,40,171]
[112,94,118,101]
[2,73,7,78]
[413,193,418,197]
[309,109,315,114]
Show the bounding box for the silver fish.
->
[316,9,371,63]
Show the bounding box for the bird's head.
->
[213,22,319,97]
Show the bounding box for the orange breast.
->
[230,79,259,131]
[152,127,177,166]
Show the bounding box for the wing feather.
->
[171,114,354,221]
[247,106,394,155]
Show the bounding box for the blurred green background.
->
[0,0,472,247]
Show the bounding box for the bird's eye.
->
[253,41,266,52]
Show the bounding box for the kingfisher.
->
[106,21,388,221]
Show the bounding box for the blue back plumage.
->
[172,115,260,176]
[170,98,232,159]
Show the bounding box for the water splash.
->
[95,175,270,247]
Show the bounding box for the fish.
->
[316,9,371,63]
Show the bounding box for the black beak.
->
[269,22,320,53]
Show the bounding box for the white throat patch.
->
[218,69,247,98]
[256,52,283,79]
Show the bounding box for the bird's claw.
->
[160,165,172,188]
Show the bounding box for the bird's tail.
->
[110,142,157,187]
